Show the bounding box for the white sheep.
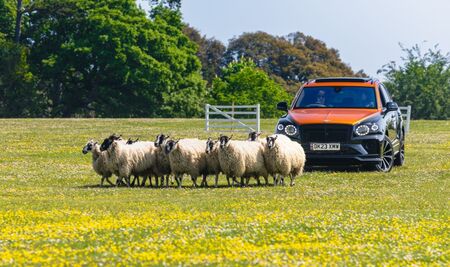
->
[100,135,157,187]
[218,135,268,187]
[82,139,114,186]
[150,134,172,187]
[164,138,207,188]
[264,134,306,186]
[205,137,223,187]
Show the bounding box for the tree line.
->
[0,0,448,119]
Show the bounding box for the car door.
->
[379,84,399,146]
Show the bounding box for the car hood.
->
[288,108,380,125]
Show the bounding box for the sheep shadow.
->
[305,165,372,173]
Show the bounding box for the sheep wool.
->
[264,134,306,186]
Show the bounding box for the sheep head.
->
[82,139,97,154]
[248,131,261,141]
[266,135,278,149]
[219,135,232,149]
[100,134,122,151]
[205,137,218,154]
[155,134,169,147]
[164,139,179,154]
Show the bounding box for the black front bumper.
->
[276,124,384,166]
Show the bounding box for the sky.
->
[138,0,450,78]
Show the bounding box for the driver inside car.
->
[315,90,326,105]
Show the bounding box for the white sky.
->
[137,0,450,78]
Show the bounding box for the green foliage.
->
[211,58,291,117]
[224,32,363,93]
[0,38,42,117]
[183,25,226,85]
[379,44,450,119]
[12,0,206,117]
[0,0,15,39]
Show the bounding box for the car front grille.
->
[300,124,352,143]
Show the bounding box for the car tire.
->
[375,136,394,172]
[394,138,405,166]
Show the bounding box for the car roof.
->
[304,77,379,87]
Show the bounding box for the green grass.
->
[0,119,448,265]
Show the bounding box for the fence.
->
[399,105,412,134]
[205,104,260,133]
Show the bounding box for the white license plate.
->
[310,143,340,151]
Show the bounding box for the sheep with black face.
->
[145,133,172,187]
[82,139,114,186]
[264,134,306,186]
[164,138,208,188]
[205,137,223,187]
[218,135,268,187]
[100,134,156,187]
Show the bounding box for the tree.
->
[224,31,363,94]
[211,58,291,118]
[19,0,206,117]
[0,36,39,117]
[379,44,450,119]
[183,25,226,85]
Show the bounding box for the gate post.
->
[256,104,260,132]
[205,104,210,131]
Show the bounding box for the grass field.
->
[0,119,448,265]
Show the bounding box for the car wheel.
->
[394,138,405,166]
[375,136,394,172]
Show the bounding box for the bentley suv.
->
[275,77,405,172]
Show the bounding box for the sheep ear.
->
[229,135,233,140]
[166,135,170,139]
[274,135,278,140]
[207,137,211,141]
[257,132,261,137]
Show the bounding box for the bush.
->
[211,58,291,118]
[379,44,450,119]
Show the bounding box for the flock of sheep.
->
[82,132,306,188]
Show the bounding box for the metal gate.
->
[399,105,412,134]
[205,104,260,132]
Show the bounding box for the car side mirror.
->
[386,101,399,112]
[277,101,288,111]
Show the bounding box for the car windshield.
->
[294,86,377,109]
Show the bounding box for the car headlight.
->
[355,125,370,136]
[285,125,297,136]
[277,124,284,131]
[370,124,379,132]
[354,121,382,136]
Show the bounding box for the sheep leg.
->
[263,176,268,186]
[273,175,278,186]
[164,175,169,187]
[176,175,183,188]
[245,177,250,186]
[255,177,261,186]
[116,177,122,187]
[191,176,198,187]
[131,176,139,187]
[201,174,208,187]
[214,174,219,188]
[226,176,231,186]
[106,177,114,186]
[240,177,245,187]
[290,174,295,186]
[100,177,105,187]
[124,176,131,187]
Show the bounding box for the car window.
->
[378,84,390,107]
[294,86,377,109]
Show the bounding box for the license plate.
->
[310,143,340,151]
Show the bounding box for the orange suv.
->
[276,77,405,172]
